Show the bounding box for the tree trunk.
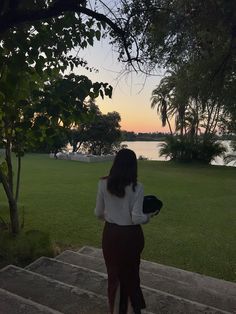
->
[166,117,173,135]
[1,134,20,234]
[5,139,13,193]
[72,143,77,153]
[204,102,214,137]
[15,155,21,203]
[9,198,20,235]
[0,168,20,234]
[76,141,83,152]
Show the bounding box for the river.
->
[122,141,235,167]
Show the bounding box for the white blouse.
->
[94,178,150,225]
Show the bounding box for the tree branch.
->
[0,1,140,66]
[0,0,125,37]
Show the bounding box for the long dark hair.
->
[107,149,137,197]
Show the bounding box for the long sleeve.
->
[131,185,149,225]
[94,181,105,220]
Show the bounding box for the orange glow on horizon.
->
[120,120,169,133]
[96,95,171,133]
[73,38,166,135]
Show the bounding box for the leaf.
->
[81,41,88,48]
[95,30,101,41]
[99,89,104,99]
[101,20,107,30]
[69,62,74,71]
[105,85,113,98]
[0,161,8,177]
[97,22,101,30]
[86,19,94,28]
[87,37,94,47]
[0,91,5,102]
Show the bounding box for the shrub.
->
[160,135,226,164]
[138,155,148,160]
[0,229,55,268]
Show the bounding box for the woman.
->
[95,149,155,314]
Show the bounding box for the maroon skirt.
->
[102,221,146,314]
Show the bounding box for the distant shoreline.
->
[122,138,166,142]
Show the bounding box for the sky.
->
[73,39,169,133]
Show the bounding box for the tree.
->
[68,128,86,153]
[138,1,236,163]
[32,126,68,156]
[124,1,236,72]
[69,103,122,155]
[0,12,113,234]
[0,0,142,69]
[67,101,101,152]
[84,113,122,155]
[0,69,113,234]
[124,0,236,132]
[0,1,123,38]
[150,72,177,135]
[151,65,227,163]
[121,131,137,141]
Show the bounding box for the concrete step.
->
[78,246,236,295]
[65,246,236,313]
[56,251,106,273]
[28,257,153,314]
[27,256,231,314]
[0,265,107,314]
[0,288,63,314]
[26,257,108,297]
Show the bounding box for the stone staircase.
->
[0,246,236,314]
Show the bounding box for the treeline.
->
[121,131,236,142]
[31,103,122,156]
[121,131,168,141]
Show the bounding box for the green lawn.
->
[0,154,236,282]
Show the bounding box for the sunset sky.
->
[74,39,170,133]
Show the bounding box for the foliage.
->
[220,97,236,136]
[121,131,167,141]
[124,0,236,75]
[0,1,118,40]
[151,65,227,163]
[0,63,113,234]
[151,67,225,136]
[34,99,121,156]
[160,135,226,164]
[138,155,148,160]
[0,1,136,67]
[31,126,68,155]
[83,110,122,155]
[29,75,113,154]
[0,229,54,268]
[0,5,114,234]
[121,0,236,137]
[67,102,122,155]
[68,128,87,153]
[67,101,101,153]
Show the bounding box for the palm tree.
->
[151,68,191,137]
[151,67,227,164]
[151,75,176,135]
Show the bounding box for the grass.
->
[0,153,236,282]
